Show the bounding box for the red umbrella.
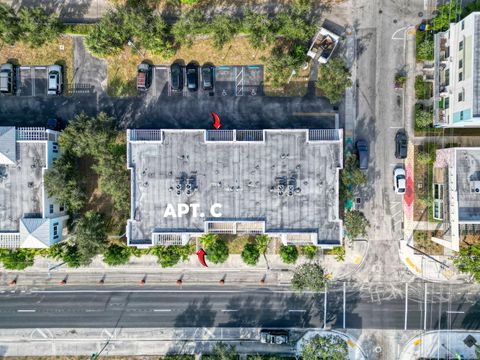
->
[197,248,208,267]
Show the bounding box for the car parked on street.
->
[47,65,63,95]
[260,330,289,345]
[395,130,408,159]
[137,63,152,92]
[356,139,369,170]
[0,63,15,95]
[170,63,184,91]
[186,63,198,91]
[201,64,214,91]
[393,167,406,194]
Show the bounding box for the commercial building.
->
[432,147,480,251]
[434,12,480,127]
[127,129,343,248]
[0,127,68,249]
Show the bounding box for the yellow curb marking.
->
[414,339,422,346]
[325,273,333,280]
[406,257,422,273]
[354,256,362,265]
[347,339,356,348]
[408,29,416,35]
[442,269,454,279]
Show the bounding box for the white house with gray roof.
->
[126,129,343,248]
[434,12,480,127]
[0,127,68,249]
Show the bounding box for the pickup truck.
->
[307,27,340,64]
[137,63,152,92]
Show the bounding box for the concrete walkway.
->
[400,330,480,360]
[0,240,368,288]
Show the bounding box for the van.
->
[0,63,15,95]
[47,65,63,95]
[356,140,368,170]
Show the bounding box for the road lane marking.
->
[221,309,238,312]
[446,311,465,314]
[343,282,346,329]
[404,283,408,330]
[288,309,306,313]
[154,309,172,312]
[17,309,36,312]
[424,283,428,331]
[86,309,101,312]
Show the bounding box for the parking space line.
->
[404,283,408,330]
[31,67,35,97]
[155,66,167,70]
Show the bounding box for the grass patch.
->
[413,230,445,255]
[219,234,254,254]
[413,144,438,222]
[0,37,74,94]
[63,23,95,36]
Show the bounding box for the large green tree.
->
[74,211,108,265]
[17,7,63,48]
[431,0,461,32]
[210,14,240,49]
[103,244,132,266]
[243,10,276,50]
[0,4,20,45]
[291,263,327,292]
[0,249,35,270]
[316,58,352,104]
[171,9,205,48]
[280,245,299,264]
[454,244,480,282]
[241,243,260,266]
[150,245,190,267]
[300,334,348,360]
[344,210,370,240]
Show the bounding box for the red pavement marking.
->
[404,168,414,207]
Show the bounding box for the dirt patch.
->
[219,234,254,254]
[0,36,74,92]
[460,234,480,250]
[413,230,445,255]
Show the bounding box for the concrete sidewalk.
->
[0,327,365,358]
[0,240,367,288]
[400,330,480,360]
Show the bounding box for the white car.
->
[393,167,406,194]
[47,65,63,95]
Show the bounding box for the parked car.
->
[201,64,214,90]
[46,117,65,131]
[186,63,198,91]
[137,63,152,92]
[393,167,406,194]
[395,130,408,159]
[0,63,15,95]
[47,65,63,95]
[307,27,340,64]
[356,139,368,170]
[260,330,289,345]
[170,63,183,91]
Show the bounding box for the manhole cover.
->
[374,346,382,353]
[418,12,424,17]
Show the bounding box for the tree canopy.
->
[291,263,327,292]
[74,211,108,266]
[17,7,63,48]
[344,210,370,240]
[241,242,260,266]
[103,244,132,266]
[316,58,352,104]
[454,243,480,282]
[280,244,299,264]
[210,342,238,360]
[199,234,229,264]
[150,245,191,267]
[300,334,348,360]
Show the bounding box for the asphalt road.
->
[0,283,478,330]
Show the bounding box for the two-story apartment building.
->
[434,12,480,127]
[0,127,68,249]
[126,129,344,248]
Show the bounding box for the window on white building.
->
[459,40,464,51]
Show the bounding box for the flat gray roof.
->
[0,142,46,230]
[128,130,342,243]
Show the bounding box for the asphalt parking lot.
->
[148,64,263,98]
[17,66,48,97]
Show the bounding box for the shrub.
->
[151,245,190,267]
[415,104,433,129]
[415,75,432,99]
[316,58,352,104]
[344,210,370,240]
[48,243,82,268]
[74,211,108,266]
[280,245,298,264]
[330,246,346,262]
[301,334,348,360]
[171,9,205,48]
[417,36,434,61]
[0,249,35,270]
[241,243,260,266]
[0,4,20,45]
[301,245,317,260]
[103,244,131,266]
[291,263,327,292]
[205,238,229,264]
[243,10,276,50]
[17,7,64,48]
[255,234,270,254]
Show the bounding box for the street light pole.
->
[127,39,145,59]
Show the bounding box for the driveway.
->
[72,37,107,95]
[0,94,337,129]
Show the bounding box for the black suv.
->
[395,130,408,159]
[186,63,198,91]
[170,63,183,91]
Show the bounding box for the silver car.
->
[47,65,63,95]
